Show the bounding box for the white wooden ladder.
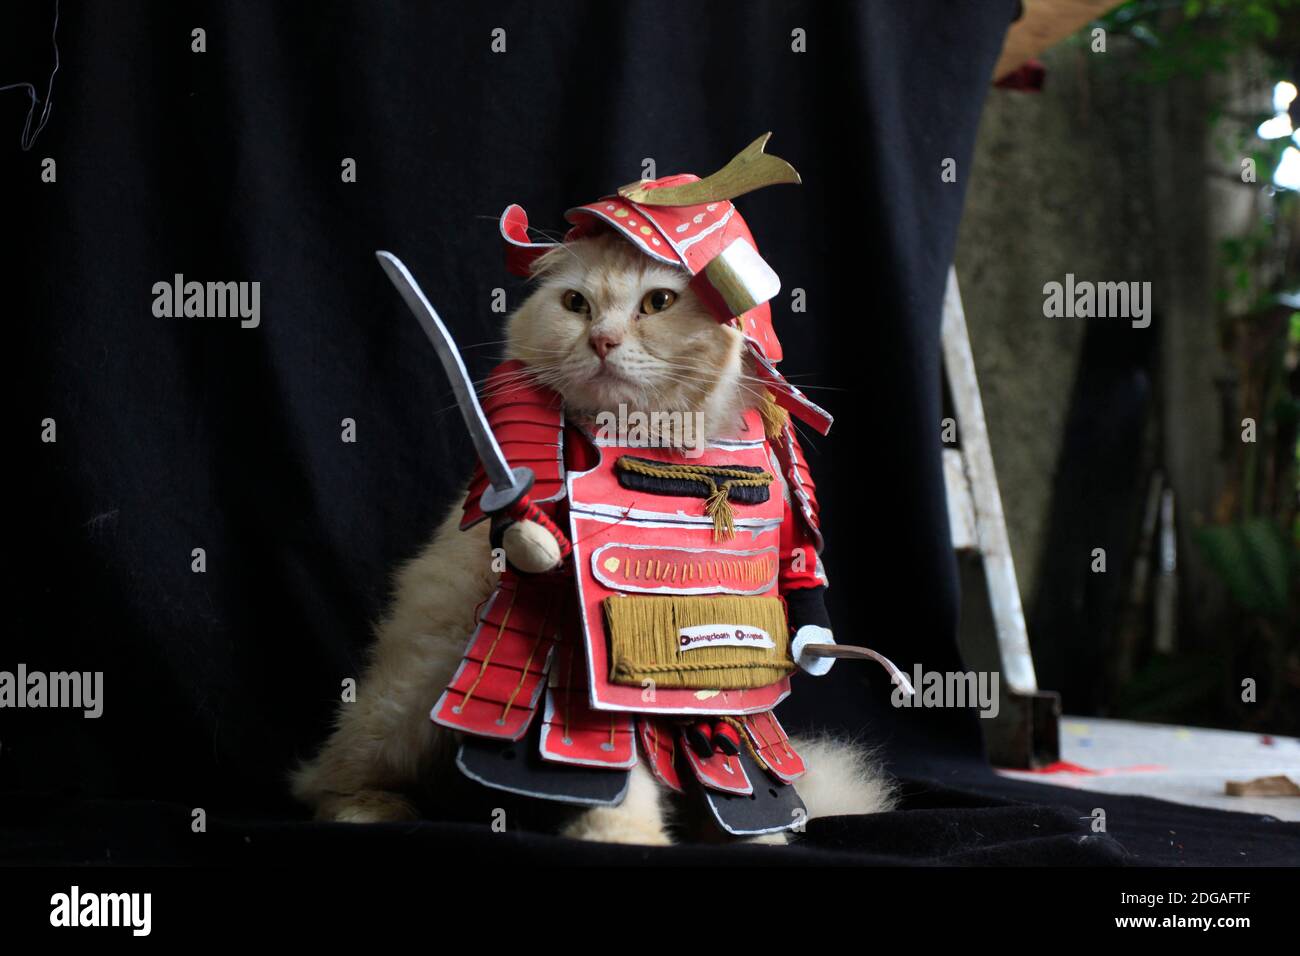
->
[941,267,1061,768]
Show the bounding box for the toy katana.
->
[377,135,911,836]
[376,251,572,557]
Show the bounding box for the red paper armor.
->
[434,365,825,728]
[438,136,837,834]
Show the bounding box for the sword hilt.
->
[479,467,571,564]
[504,493,573,562]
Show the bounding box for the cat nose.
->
[589,331,622,360]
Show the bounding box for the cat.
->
[291,233,895,844]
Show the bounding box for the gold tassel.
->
[704,485,735,540]
[757,390,789,441]
[616,456,771,540]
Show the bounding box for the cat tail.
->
[787,733,899,820]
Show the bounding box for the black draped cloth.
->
[5,0,1297,868]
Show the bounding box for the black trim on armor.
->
[614,456,771,504]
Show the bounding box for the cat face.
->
[506,234,744,424]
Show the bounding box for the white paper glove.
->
[502,519,563,573]
[791,624,835,677]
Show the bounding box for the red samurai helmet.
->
[497,133,832,435]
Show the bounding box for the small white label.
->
[678,624,774,652]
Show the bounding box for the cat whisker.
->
[736,372,842,393]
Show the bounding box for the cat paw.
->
[560,814,673,846]
[317,789,419,824]
[744,831,789,846]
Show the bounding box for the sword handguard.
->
[478,465,534,516]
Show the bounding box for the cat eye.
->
[640,289,677,315]
[561,290,590,313]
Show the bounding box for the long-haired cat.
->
[291,233,895,844]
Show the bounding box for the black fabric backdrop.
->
[4,0,1298,867]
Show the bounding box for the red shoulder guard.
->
[460,360,566,530]
[773,421,823,553]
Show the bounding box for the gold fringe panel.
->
[604,594,793,689]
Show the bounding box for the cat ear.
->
[500,205,559,277]
[617,133,800,206]
[522,246,558,278]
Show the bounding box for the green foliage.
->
[1098,0,1299,81]
[1194,517,1294,614]
[1217,208,1297,311]
[1218,218,1281,304]
[1080,1,1300,732]
[1292,314,1300,507]
[1115,652,1229,721]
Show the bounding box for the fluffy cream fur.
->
[787,734,899,819]
[291,234,895,842]
[291,507,495,822]
[559,762,673,846]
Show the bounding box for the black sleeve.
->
[488,512,511,552]
[784,585,832,633]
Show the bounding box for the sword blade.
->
[802,644,915,696]
[375,251,517,492]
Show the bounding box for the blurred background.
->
[960,0,1299,736]
[3,0,1296,865]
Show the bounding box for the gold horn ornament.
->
[617,132,801,206]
